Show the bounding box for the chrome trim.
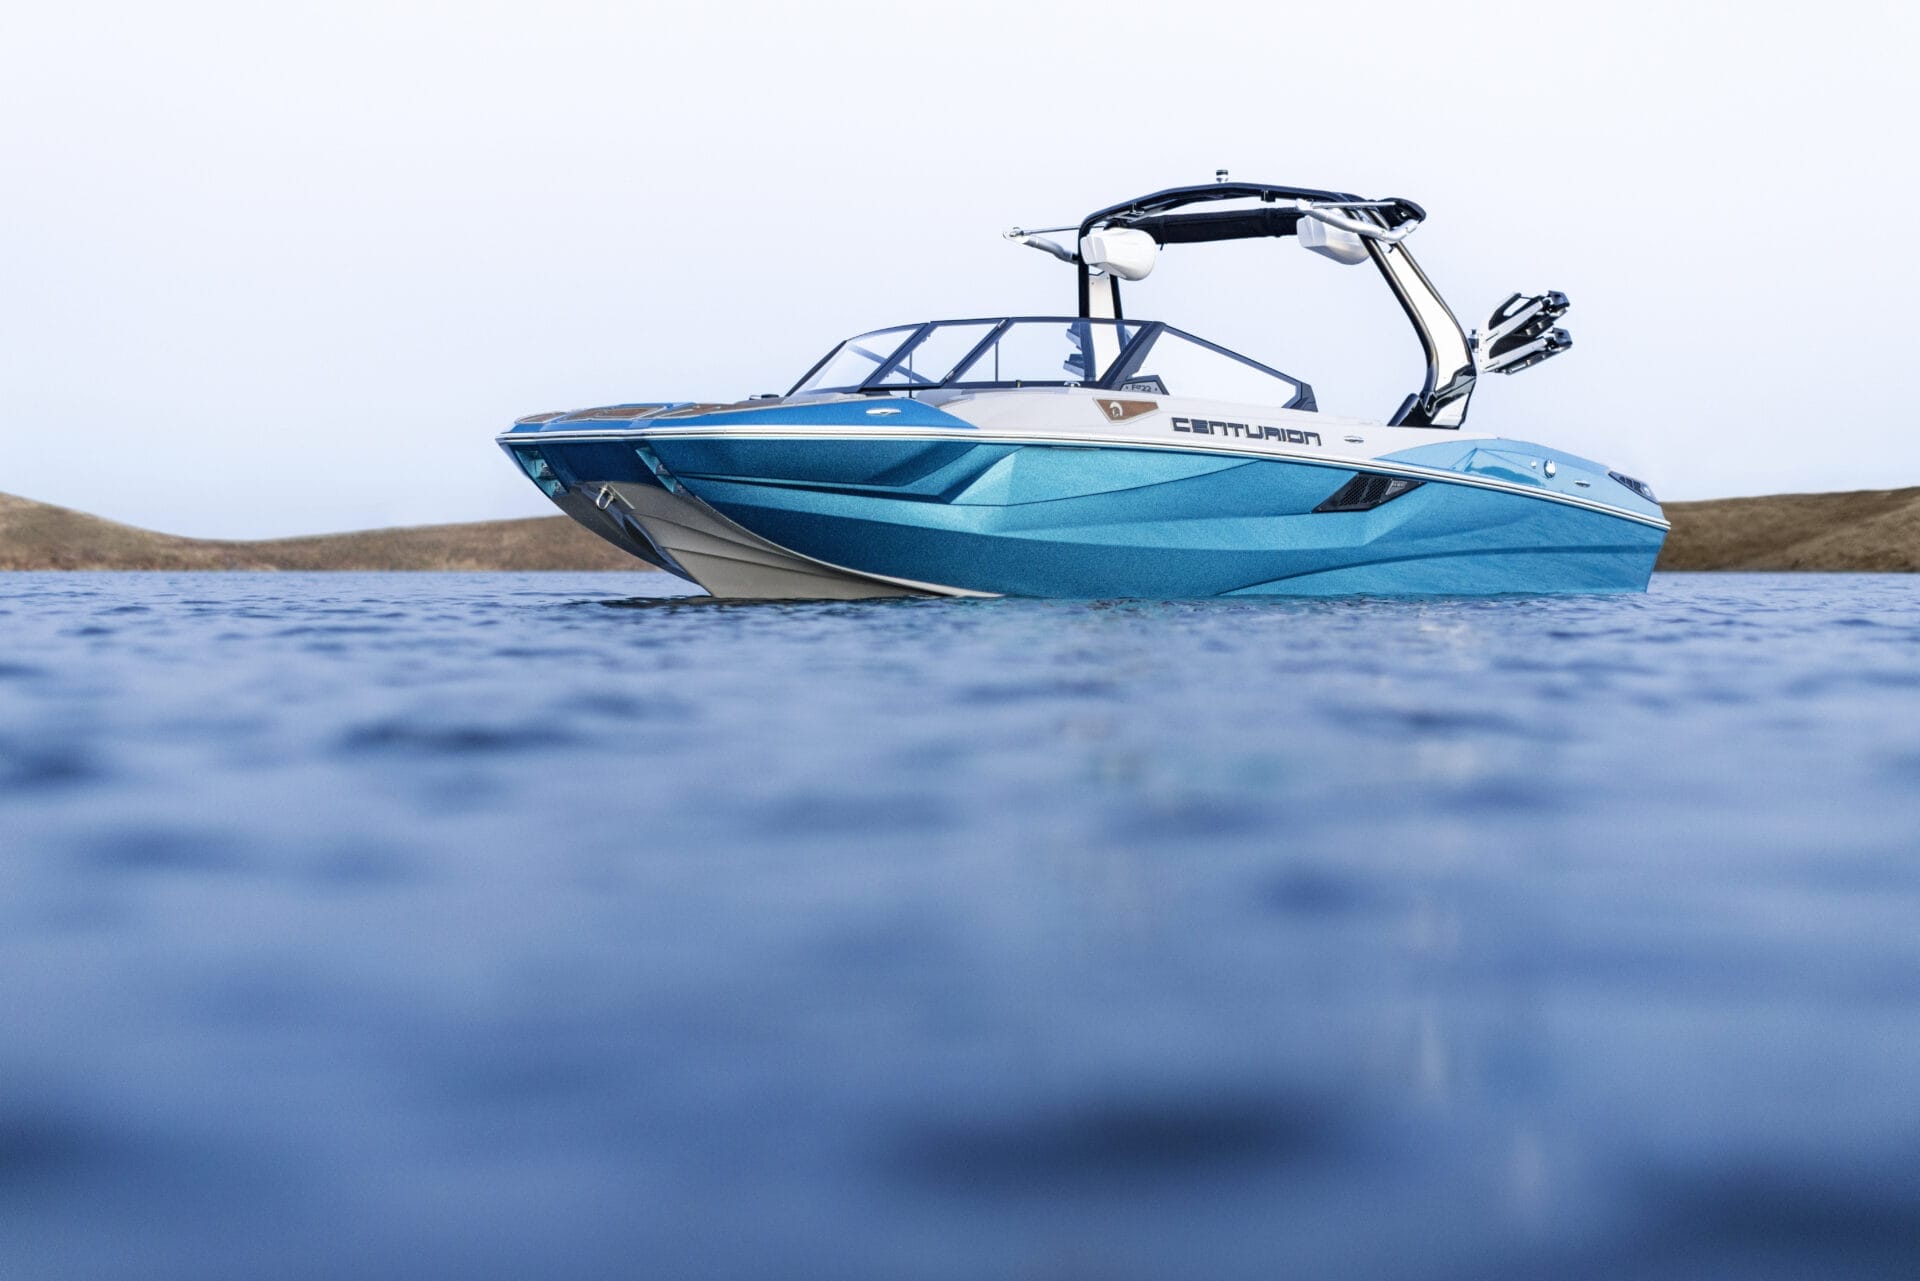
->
[1300,202,1421,243]
[1368,238,1477,427]
[1003,228,1078,263]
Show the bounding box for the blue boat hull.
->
[522,434,1666,598]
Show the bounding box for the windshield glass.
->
[949,320,1143,386]
[790,326,917,395]
[787,317,1309,406]
[792,320,1144,394]
[873,321,999,388]
[1114,328,1307,405]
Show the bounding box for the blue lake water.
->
[3,571,1918,1280]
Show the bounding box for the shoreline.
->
[5,488,1917,574]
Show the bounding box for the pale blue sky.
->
[3,0,1914,537]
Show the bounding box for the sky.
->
[3,0,1915,538]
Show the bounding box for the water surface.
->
[3,572,1917,1279]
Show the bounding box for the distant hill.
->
[3,487,1916,573]
[0,492,637,571]
[1656,487,1920,572]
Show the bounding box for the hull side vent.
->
[1314,472,1424,513]
[1608,470,1658,503]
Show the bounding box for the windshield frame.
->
[1102,324,1311,408]
[783,325,920,397]
[789,318,1145,396]
[787,317,1310,406]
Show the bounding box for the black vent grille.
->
[1314,472,1423,513]
[1608,470,1658,503]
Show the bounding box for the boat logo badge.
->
[865,407,902,416]
[1172,417,1322,446]
[1096,398,1159,423]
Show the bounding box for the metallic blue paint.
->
[1383,439,1664,521]
[591,435,1666,597]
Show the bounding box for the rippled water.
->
[3,571,1918,1280]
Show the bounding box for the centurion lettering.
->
[1170,417,1322,446]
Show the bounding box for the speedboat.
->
[498,177,1666,598]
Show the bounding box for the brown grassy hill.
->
[4,487,1916,573]
[1655,487,1920,571]
[0,492,638,571]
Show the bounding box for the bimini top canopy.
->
[1007,178,1481,428]
[1078,181,1425,247]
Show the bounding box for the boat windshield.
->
[789,317,1311,408]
